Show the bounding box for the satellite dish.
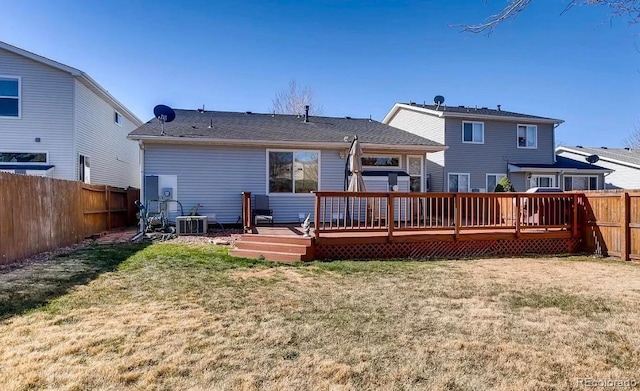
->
[153,105,175,136]
[434,95,445,105]
[153,104,176,123]
[585,154,599,164]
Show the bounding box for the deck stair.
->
[229,234,314,262]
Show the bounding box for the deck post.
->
[622,192,630,261]
[515,194,521,238]
[314,192,321,240]
[387,193,394,241]
[241,192,252,233]
[572,194,579,238]
[454,193,460,240]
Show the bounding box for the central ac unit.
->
[176,216,208,235]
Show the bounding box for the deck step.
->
[239,234,312,246]
[234,240,311,255]
[228,248,312,262]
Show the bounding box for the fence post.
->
[105,186,111,232]
[387,193,394,241]
[572,194,579,238]
[515,194,521,238]
[454,193,461,240]
[622,192,630,261]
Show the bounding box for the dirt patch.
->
[230,267,310,285]
[166,229,243,246]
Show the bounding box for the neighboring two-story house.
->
[0,41,142,188]
[383,102,610,192]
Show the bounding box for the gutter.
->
[127,135,448,153]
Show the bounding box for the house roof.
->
[0,40,142,126]
[383,103,563,125]
[508,156,612,173]
[129,109,446,152]
[556,145,640,169]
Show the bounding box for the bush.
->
[494,176,516,192]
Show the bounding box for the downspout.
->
[553,122,562,163]
[139,140,144,202]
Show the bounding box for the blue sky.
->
[2,0,639,147]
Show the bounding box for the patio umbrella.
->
[347,137,366,192]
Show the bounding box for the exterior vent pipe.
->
[304,105,309,122]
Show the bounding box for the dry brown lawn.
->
[0,243,639,390]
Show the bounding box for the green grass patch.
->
[0,243,145,319]
[506,288,614,315]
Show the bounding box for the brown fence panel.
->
[580,191,640,261]
[630,194,640,261]
[0,172,139,265]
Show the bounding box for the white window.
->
[448,173,470,192]
[486,173,507,192]
[462,121,484,144]
[517,124,537,149]
[407,156,423,192]
[79,155,91,183]
[268,150,319,194]
[530,175,555,188]
[361,156,401,168]
[564,176,598,191]
[0,76,20,118]
[114,111,122,125]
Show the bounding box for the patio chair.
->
[252,195,274,226]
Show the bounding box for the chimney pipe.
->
[304,105,309,122]
[497,104,501,111]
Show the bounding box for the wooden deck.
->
[231,191,582,262]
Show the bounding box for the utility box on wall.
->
[161,187,173,200]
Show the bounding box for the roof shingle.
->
[129,109,443,146]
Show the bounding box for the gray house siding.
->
[143,144,423,224]
[0,47,75,180]
[386,108,445,192]
[143,144,347,224]
[444,118,555,191]
[74,80,140,188]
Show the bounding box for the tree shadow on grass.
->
[0,243,147,320]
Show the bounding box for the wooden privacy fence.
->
[579,191,640,261]
[0,172,139,265]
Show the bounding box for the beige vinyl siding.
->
[74,80,139,188]
[386,108,445,191]
[444,119,555,191]
[0,48,74,179]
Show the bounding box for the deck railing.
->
[314,191,580,239]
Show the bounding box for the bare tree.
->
[271,80,323,116]
[626,126,640,148]
[462,0,640,34]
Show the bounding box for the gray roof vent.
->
[576,145,583,148]
[601,146,608,149]
[345,116,352,119]
[245,111,252,115]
